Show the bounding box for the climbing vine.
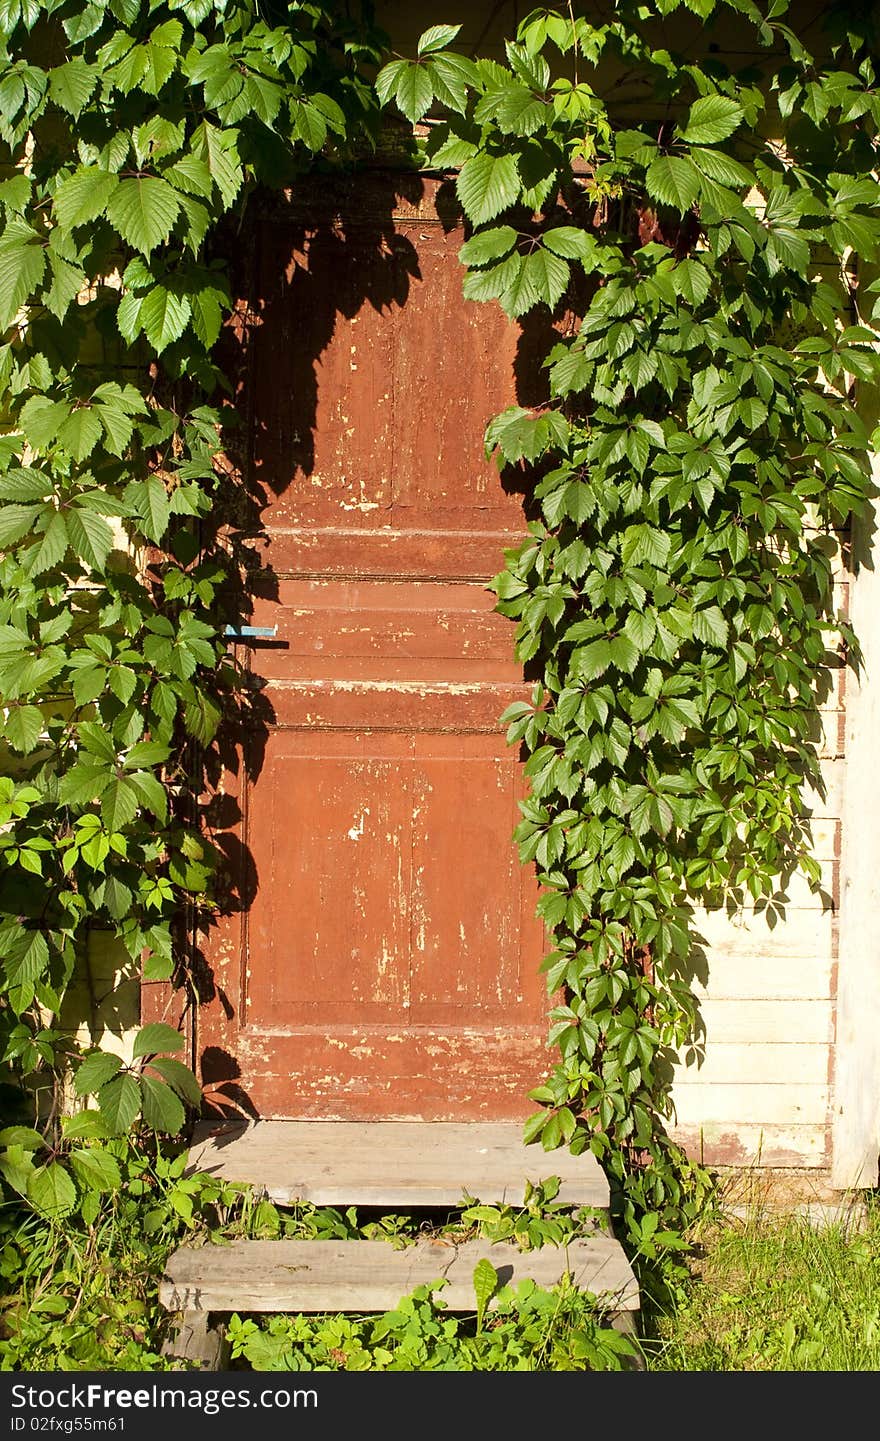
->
[377,1,880,1227]
[0,0,386,1215]
[1,0,879,1237]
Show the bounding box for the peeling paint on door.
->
[198,176,550,1120]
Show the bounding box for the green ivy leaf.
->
[523,1110,548,1144]
[526,248,570,312]
[126,769,169,822]
[0,503,40,546]
[3,704,43,754]
[29,512,69,576]
[473,1257,498,1332]
[148,1056,201,1106]
[48,59,98,117]
[28,1162,77,1218]
[101,874,134,921]
[166,155,213,198]
[183,689,222,743]
[498,255,540,317]
[541,1112,562,1149]
[116,291,144,343]
[417,23,461,54]
[292,101,326,150]
[456,152,520,226]
[69,1146,122,1192]
[765,226,810,273]
[139,286,192,353]
[198,122,242,208]
[375,59,434,124]
[645,155,701,212]
[573,638,611,681]
[608,633,639,673]
[621,524,671,568]
[101,777,139,831]
[189,285,226,349]
[133,1021,185,1058]
[0,1147,36,1199]
[142,27,182,95]
[621,349,658,392]
[673,258,711,306]
[63,2,103,43]
[53,168,118,230]
[97,1072,142,1134]
[20,396,68,451]
[94,406,135,458]
[77,722,118,763]
[0,173,31,212]
[689,146,753,187]
[62,1111,112,1141]
[679,94,744,145]
[0,469,51,501]
[0,220,46,329]
[138,474,171,542]
[426,53,475,114]
[0,1126,44,1150]
[458,225,518,266]
[541,226,599,262]
[45,251,87,319]
[75,1051,123,1095]
[139,1075,185,1134]
[624,610,656,652]
[692,605,729,648]
[57,407,103,462]
[106,177,182,257]
[108,665,137,704]
[124,740,171,768]
[492,83,549,137]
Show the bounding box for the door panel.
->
[199,177,550,1120]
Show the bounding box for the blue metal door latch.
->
[223,624,278,641]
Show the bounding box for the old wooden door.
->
[199,175,550,1120]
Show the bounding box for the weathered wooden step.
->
[160,1237,638,1317]
[186,1121,609,1209]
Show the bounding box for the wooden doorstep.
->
[186,1121,610,1210]
[161,1312,229,1370]
[160,1237,639,1316]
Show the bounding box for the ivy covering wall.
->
[0,0,878,1234]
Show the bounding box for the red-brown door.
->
[200,175,550,1120]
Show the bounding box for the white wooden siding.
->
[669,599,844,1169]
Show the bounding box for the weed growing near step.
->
[0,1145,249,1370]
[227,1272,635,1372]
[0,1154,634,1371]
[244,1176,607,1253]
[6,1146,879,1373]
[222,1182,639,1373]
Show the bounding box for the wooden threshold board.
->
[160,1237,638,1316]
[186,1121,609,1210]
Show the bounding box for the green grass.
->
[642,1196,880,1371]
